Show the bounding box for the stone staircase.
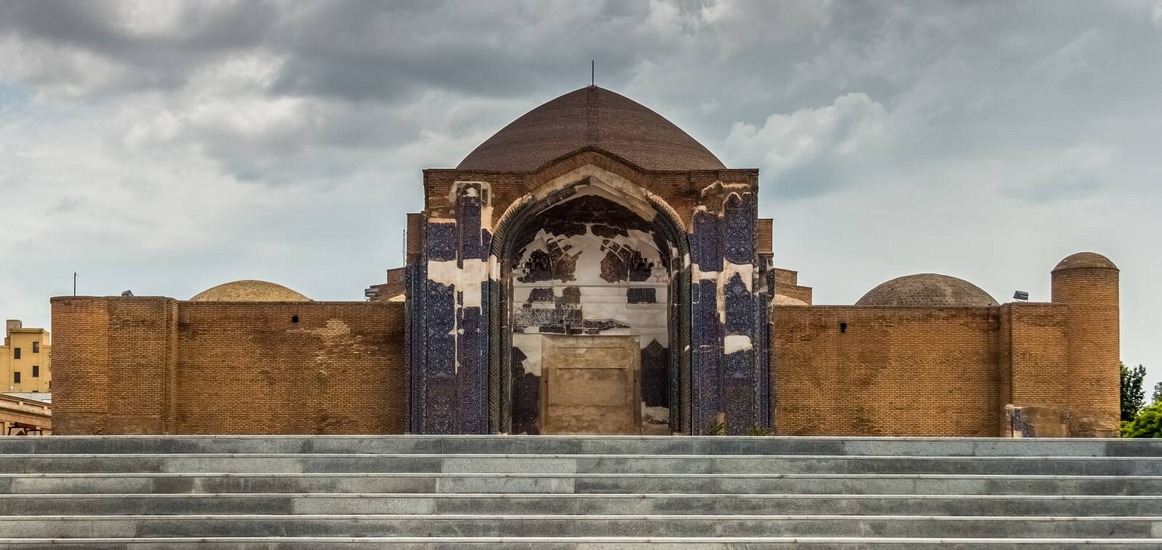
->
[0,436,1160,548]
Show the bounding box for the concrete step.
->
[6,472,1158,495]
[1,536,1162,549]
[1,436,1159,457]
[2,514,1160,538]
[1,493,1160,517]
[2,453,1161,475]
[3,436,1156,546]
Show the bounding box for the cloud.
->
[720,93,891,198]
[1,0,1162,393]
[0,1,274,96]
[999,144,1117,204]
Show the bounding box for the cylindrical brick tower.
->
[1051,252,1119,435]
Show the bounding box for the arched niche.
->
[486,178,691,434]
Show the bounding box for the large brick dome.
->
[190,280,310,302]
[856,274,998,307]
[457,86,726,172]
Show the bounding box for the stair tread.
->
[2,535,1162,542]
[4,492,1162,499]
[7,513,1162,519]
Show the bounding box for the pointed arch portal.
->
[406,166,770,435]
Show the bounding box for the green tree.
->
[1120,363,1146,422]
[1153,380,1162,405]
[1121,401,1162,438]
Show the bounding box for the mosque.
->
[50,86,1119,437]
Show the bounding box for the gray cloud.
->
[1,0,1161,391]
[0,1,274,93]
[999,144,1116,203]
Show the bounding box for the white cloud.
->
[721,93,890,197]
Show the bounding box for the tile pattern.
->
[409,178,770,435]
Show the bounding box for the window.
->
[13,372,20,384]
[32,341,39,353]
[32,365,39,378]
[13,348,19,360]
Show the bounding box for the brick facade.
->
[769,256,1120,438]
[50,297,405,435]
[773,306,1000,436]
[46,87,1120,438]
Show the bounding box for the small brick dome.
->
[857,274,998,307]
[1053,252,1118,272]
[457,86,726,172]
[190,280,310,302]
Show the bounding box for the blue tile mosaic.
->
[426,222,457,262]
[724,272,753,335]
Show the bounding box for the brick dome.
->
[457,86,726,172]
[1053,252,1118,272]
[856,274,998,307]
[190,280,310,302]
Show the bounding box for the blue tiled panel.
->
[723,347,753,380]
[481,228,492,258]
[641,340,669,408]
[458,190,483,263]
[691,346,722,433]
[724,272,753,336]
[424,281,456,376]
[723,193,754,264]
[458,306,486,433]
[723,381,754,435]
[758,269,774,430]
[723,348,755,433]
[404,263,424,432]
[426,222,457,262]
[690,210,722,272]
[423,375,457,434]
[691,279,720,347]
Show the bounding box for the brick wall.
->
[50,296,177,434]
[1000,303,1069,407]
[772,306,999,436]
[50,297,407,435]
[423,152,759,230]
[176,301,406,434]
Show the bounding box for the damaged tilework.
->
[507,193,675,434]
[688,186,770,434]
[408,183,493,434]
[408,178,770,436]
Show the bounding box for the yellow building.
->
[1,320,51,394]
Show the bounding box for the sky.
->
[1,0,1160,393]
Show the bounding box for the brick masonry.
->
[771,257,1120,437]
[50,297,405,435]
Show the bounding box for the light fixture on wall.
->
[1013,291,1029,301]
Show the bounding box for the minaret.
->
[1051,252,1120,433]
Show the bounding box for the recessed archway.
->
[487,178,691,434]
